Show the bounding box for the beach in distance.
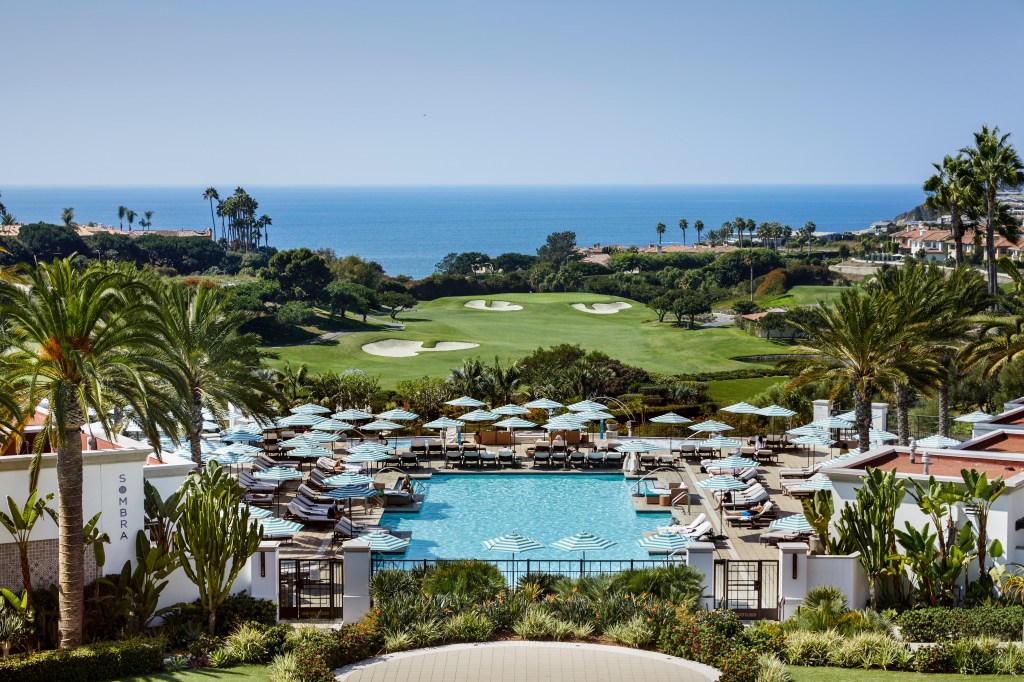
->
[2,184,921,277]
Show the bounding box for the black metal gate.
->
[279,558,344,619]
[713,559,779,619]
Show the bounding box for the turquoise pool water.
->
[385,474,672,560]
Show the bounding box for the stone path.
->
[334,642,719,682]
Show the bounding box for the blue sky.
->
[3,0,1022,185]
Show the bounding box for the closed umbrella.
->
[493,404,530,416]
[955,411,992,423]
[696,475,748,539]
[291,403,331,415]
[552,531,615,562]
[721,402,761,414]
[446,396,487,408]
[377,408,419,421]
[769,514,814,533]
[637,532,690,553]
[334,408,373,421]
[651,412,692,452]
[915,434,960,449]
[483,531,544,560]
[350,530,409,553]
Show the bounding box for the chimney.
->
[919,227,926,237]
[908,438,916,464]
[921,450,931,476]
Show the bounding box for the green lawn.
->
[118,664,271,682]
[763,285,846,308]
[788,666,1002,681]
[706,376,789,405]
[269,293,786,387]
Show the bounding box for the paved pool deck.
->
[334,642,720,682]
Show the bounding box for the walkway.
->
[334,642,719,682]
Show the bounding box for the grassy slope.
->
[119,664,271,682]
[706,376,789,404]
[763,285,845,308]
[270,293,785,387]
[788,667,1003,682]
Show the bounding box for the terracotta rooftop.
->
[963,431,1024,454]
[847,450,1024,479]
[987,407,1024,426]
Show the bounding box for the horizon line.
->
[0,181,922,189]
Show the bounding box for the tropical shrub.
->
[996,642,1024,675]
[896,605,1024,641]
[420,560,505,602]
[950,636,1001,675]
[912,640,957,673]
[718,648,760,682]
[609,565,704,608]
[781,630,841,667]
[743,621,786,656]
[442,611,495,643]
[604,615,655,648]
[268,650,302,682]
[369,568,420,603]
[754,653,791,682]
[829,631,912,670]
[0,637,164,682]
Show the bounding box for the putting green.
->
[270,293,785,387]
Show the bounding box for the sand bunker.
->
[362,339,480,358]
[464,300,523,311]
[571,302,633,314]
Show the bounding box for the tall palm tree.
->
[678,218,688,245]
[694,220,704,245]
[0,258,183,648]
[655,222,666,248]
[117,205,127,231]
[203,187,220,240]
[140,210,153,231]
[964,125,1024,296]
[273,362,310,410]
[924,155,979,265]
[154,283,278,467]
[61,207,75,228]
[257,214,272,247]
[125,209,137,233]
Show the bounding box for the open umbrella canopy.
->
[362,420,404,431]
[343,452,393,463]
[637,532,690,552]
[276,413,319,428]
[835,411,857,422]
[770,514,814,533]
[221,428,263,443]
[705,455,758,471]
[494,417,536,429]
[323,472,375,487]
[334,409,374,421]
[446,396,487,408]
[321,484,377,499]
[575,410,615,421]
[294,430,338,444]
[423,417,465,429]
[377,408,419,421]
[347,443,393,456]
[701,436,742,449]
[483,531,544,554]
[240,503,273,519]
[287,445,334,460]
[689,420,733,433]
[868,429,898,442]
[791,434,836,447]
[543,420,586,431]
[812,416,854,429]
[756,405,797,417]
[459,409,500,422]
[651,412,692,424]
[312,418,354,432]
[253,466,303,482]
[551,531,615,553]
[696,475,749,491]
[796,475,834,492]
[818,453,855,468]
[523,398,563,410]
[279,435,326,448]
[201,420,221,432]
[203,452,256,466]
[955,411,992,423]
[615,440,663,453]
[291,403,331,415]
[567,400,606,412]
[493,404,531,416]
[260,517,304,538]
[915,434,960,449]
[721,402,761,414]
[352,530,410,552]
[788,425,829,437]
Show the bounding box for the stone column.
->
[341,541,372,623]
[685,542,716,610]
[812,400,830,424]
[778,542,809,620]
[870,403,888,431]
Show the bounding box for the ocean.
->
[1,185,921,278]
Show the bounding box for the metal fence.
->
[279,558,344,619]
[372,558,678,585]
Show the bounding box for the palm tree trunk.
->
[987,190,998,297]
[938,380,950,438]
[58,404,86,649]
[895,384,910,446]
[208,199,217,240]
[190,392,204,468]
[952,209,964,265]
[854,383,872,452]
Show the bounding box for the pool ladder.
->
[634,467,691,514]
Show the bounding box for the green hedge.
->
[674,368,793,382]
[0,638,164,682]
[896,606,1024,642]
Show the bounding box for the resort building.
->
[891,225,1024,262]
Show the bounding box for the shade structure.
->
[796,475,834,492]
[362,420,403,431]
[253,466,303,483]
[696,475,748,491]
[543,420,586,431]
[817,453,855,468]
[637,532,690,552]
[835,411,856,422]
[567,400,606,412]
[651,412,692,425]
[522,398,563,410]
[312,418,354,432]
[812,416,854,429]
[701,436,742,449]
[203,452,256,466]
[377,408,419,421]
[291,403,331,415]
[240,503,273,519]
[276,413,319,428]
[221,428,263,443]
[915,434,960,449]
[791,434,836,447]
[291,430,338,444]
[721,402,761,414]
[494,417,536,429]
[342,452,392,464]
[347,443,393,456]
[615,440,663,453]
[955,411,992,423]
[287,445,334,460]
[868,429,898,442]
[575,410,615,421]
[422,417,465,429]
[769,514,814,533]
[322,472,375,487]
[446,396,487,408]
[334,409,374,421]
[756,405,797,418]
[705,455,758,471]
[201,420,221,432]
[260,517,304,538]
[278,435,326,448]
[551,531,615,560]
[483,531,544,554]
[458,409,500,422]
[352,530,409,552]
[788,425,829,437]
[689,420,733,433]
[493,404,530,416]
[226,442,261,454]
[322,485,378,519]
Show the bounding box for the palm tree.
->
[125,209,137,233]
[154,283,279,467]
[117,205,127,231]
[141,210,154,231]
[964,125,1024,296]
[694,220,704,245]
[802,221,816,254]
[0,258,183,648]
[202,188,220,240]
[257,214,272,247]
[678,218,688,245]
[273,362,310,410]
[61,207,74,228]
[655,222,666,248]
[924,155,979,265]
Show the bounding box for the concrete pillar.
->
[870,403,888,431]
[685,542,716,610]
[249,541,280,614]
[341,541,372,623]
[778,542,809,620]
[812,400,830,424]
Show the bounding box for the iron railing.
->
[372,557,678,585]
[279,558,344,619]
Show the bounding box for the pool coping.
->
[333,641,721,681]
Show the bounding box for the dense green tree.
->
[392,376,453,419]
[324,280,377,319]
[260,248,331,301]
[493,252,536,272]
[647,295,672,323]
[87,232,140,263]
[435,251,490,276]
[18,223,90,261]
[61,207,75,228]
[671,289,710,328]
[378,291,417,319]
[132,234,226,274]
[536,231,579,268]
[275,300,317,326]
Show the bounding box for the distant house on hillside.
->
[892,226,1024,262]
[0,223,212,240]
[738,308,798,339]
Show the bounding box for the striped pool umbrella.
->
[494,417,536,448]
[221,428,263,443]
[287,445,334,461]
[334,408,374,421]
[769,514,814,533]
[322,484,379,516]
[240,503,273,519]
[347,443,393,456]
[788,425,829,437]
[955,411,992,423]
[689,420,734,434]
[705,455,758,472]
[575,410,614,438]
[551,531,615,561]
[817,453,855,468]
[353,530,410,553]
[792,434,836,447]
[915,434,960,449]
[459,409,500,422]
[493,404,530,416]
[812,416,854,430]
[523,398,564,410]
[203,452,256,466]
[697,475,748,538]
[568,400,606,412]
[343,451,392,464]
[362,420,403,432]
[797,475,834,492]
[323,472,375,487]
[278,435,324,448]
[259,517,304,539]
[312,418,354,432]
[721,402,761,414]
[201,420,221,432]
[756,405,797,418]
[543,420,586,431]
[701,436,742,451]
[287,431,338,445]
[224,442,261,454]
[377,408,419,421]
[651,412,692,451]
[637,532,690,553]
[835,411,856,422]
[423,417,465,429]
[291,403,331,415]
[484,531,544,558]
[276,413,319,428]
[615,440,662,453]
[253,466,303,483]
[868,429,898,442]
[446,396,487,408]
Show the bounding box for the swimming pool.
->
[386,474,672,560]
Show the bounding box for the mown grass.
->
[762,285,846,307]
[788,666,1003,682]
[269,293,786,387]
[117,664,271,682]
[705,376,789,405]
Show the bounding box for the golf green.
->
[270,293,785,387]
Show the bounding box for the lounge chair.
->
[533,449,551,467]
[657,513,707,534]
[600,440,622,453]
[639,453,657,470]
[587,451,605,468]
[334,515,393,541]
[722,488,770,510]
[680,521,713,539]
[739,446,756,456]
[444,450,463,468]
[759,529,807,546]
[399,451,419,468]
[383,479,414,506]
[462,448,481,467]
[253,453,297,471]
[410,439,427,456]
[497,449,515,468]
[297,484,338,506]
[480,449,498,468]
[604,452,622,468]
[569,449,586,468]
[550,449,567,468]
[287,500,335,524]
[238,471,277,493]
[726,501,777,528]
[780,465,819,479]
[427,439,444,458]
